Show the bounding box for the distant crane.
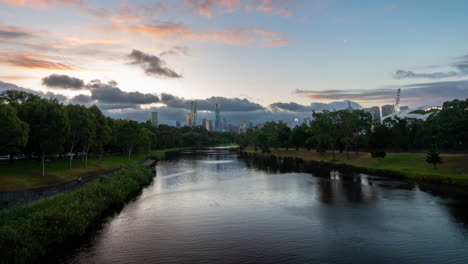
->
[392,88,401,114]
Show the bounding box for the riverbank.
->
[0,165,154,264]
[242,149,468,186]
[0,147,196,192]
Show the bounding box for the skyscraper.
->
[382,104,394,117]
[190,101,197,127]
[215,103,221,131]
[222,117,227,131]
[185,113,191,127]
[151,112,158,127]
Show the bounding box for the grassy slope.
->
[0,148,184,191]
[0,166,153,263]
[246,148,468,186]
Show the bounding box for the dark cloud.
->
[395,54,468,79]
[128,49,182,78]
[160,93,265,112]
[42,74,85,90]
[269,101,362,112]
[70,94,93,104]
[87,79,160,105]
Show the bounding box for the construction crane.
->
[392,88,401,114]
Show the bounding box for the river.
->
[57,148,468,264]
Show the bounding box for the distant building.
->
[190,101,197,127]
[240,121,248,133]
[207,120,212,131]
[248,121,253,129]
[185,113,191,127]
[346,100,354,112]
[151,112,158,127]
[363,106,381,121]
[381,104,394,117]
[176,120,181,128]
[222,117,227,131]
[215,103,221,131]
[400,106,409,111]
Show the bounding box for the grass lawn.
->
[245,148,468,186]
[0,148,184,192]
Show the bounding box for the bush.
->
[0,166,153,264]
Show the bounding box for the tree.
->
[426,144,442,169]
[21,99,69,176]
[256,131,270,153]
[289,124,308,151]
[140,127,155,151]
[65,105,92,168]
[0,90,40,104]
[0,104,29,155]
[368,121,391,158]
[88,105,112,160]
[116,120,141,161]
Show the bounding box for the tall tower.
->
[151,112,158,127]
[190,101,197,127]
[215,103,221,131]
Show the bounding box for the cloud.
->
[86,79,160,105]
[395,54,468,79]
[0,25,34,38]
[0,51,78,70]
[113,23,287,47]
[42,74,85,89]
[128,49,182,78]
[160,93,265,111]
[159,46,190,57]
[269,101,362,112]
[296,79,468,107]
[185,0,242,18]
[69,94,92,104]
[247,0,293,18]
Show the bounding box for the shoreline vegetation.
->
[0,165,154,264]
[241,149,468,187]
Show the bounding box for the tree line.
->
[236,99,467,159]
[0,90,234,175]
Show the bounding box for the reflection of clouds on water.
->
[160,170,195,179]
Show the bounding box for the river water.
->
[58,148,468,264]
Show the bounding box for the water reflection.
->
[56,149,468,264]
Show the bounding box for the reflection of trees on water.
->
[418,183,468,228]
[317,171,378,205]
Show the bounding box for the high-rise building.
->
[381,104,394,117]
[222,117,227,131]
[204,119,212,131]
[190,101,197,127]
[363,106,381,121]
[215,103,221,131]
[240,121,248,133]
[176,120,181,128]
[185,113,192,127]
[151,112,158,127]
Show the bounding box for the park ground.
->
[245,148,468,186]
[0,149,182,192]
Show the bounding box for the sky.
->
[0,0,467,125]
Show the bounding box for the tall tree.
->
[116,120,141,161]
[65,105,91,168]
[0,104,29,155]
[21,99,69,176]
[88,105,112,160]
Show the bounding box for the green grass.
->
[0,166,153,264]
[245,148,468,186]
[0,148,187,191]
